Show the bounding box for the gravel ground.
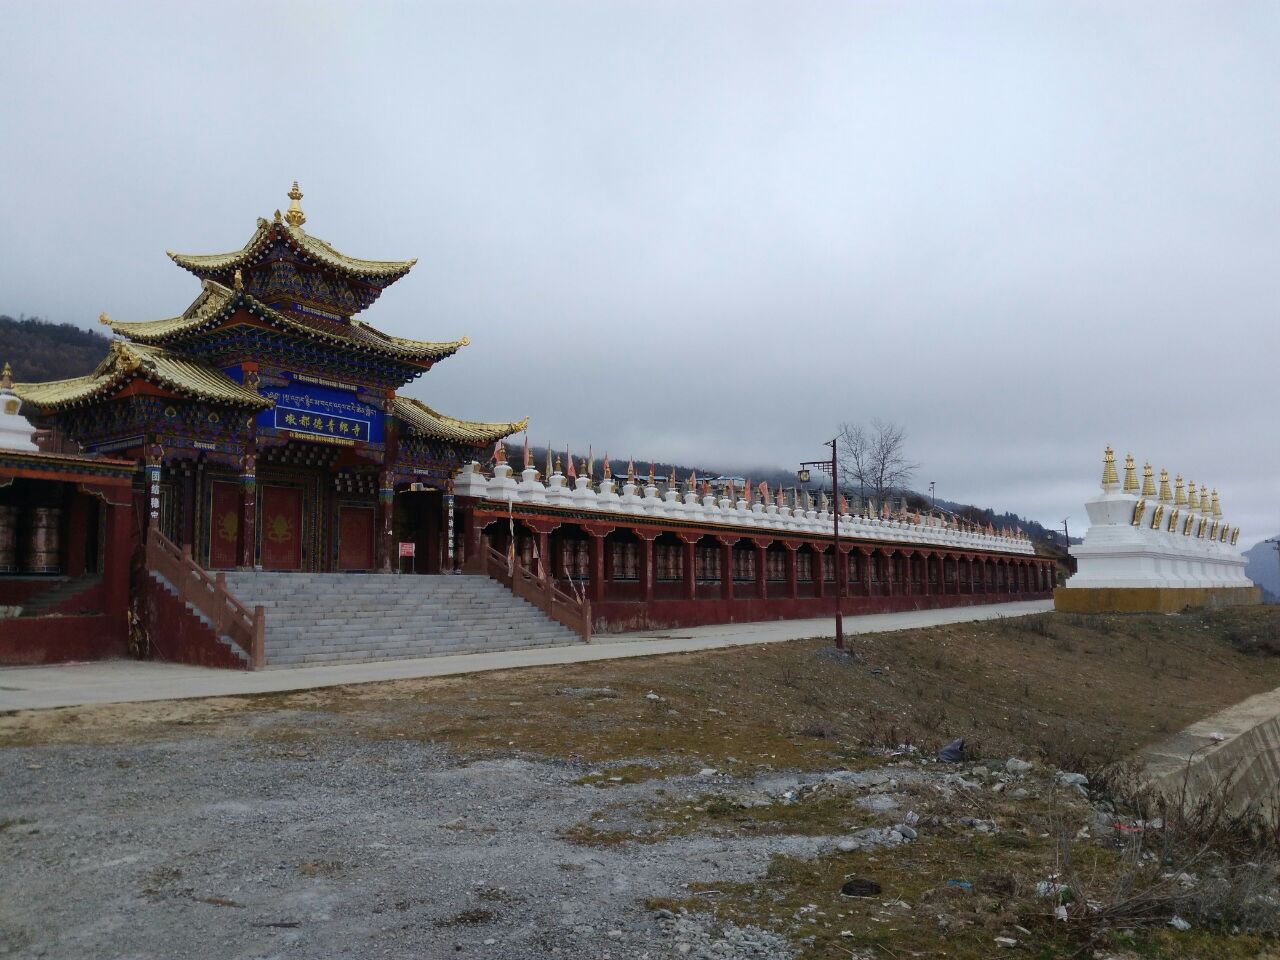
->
[1,710,828,960]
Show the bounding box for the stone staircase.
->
[219,572,583,668]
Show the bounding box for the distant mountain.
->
[0,315,112,383]
[1244,538,1280,602]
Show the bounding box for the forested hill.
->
[0,315,112,382]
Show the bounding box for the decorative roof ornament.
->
[1122,453,1139,493]
[285,181,306,228]
[1187,481,1199,510]
[1141,462,1156,497]
[98,312,111,326]
[233,268,243,291]
[273,208,283,224]
[0,362,10,390]
[1158,468,1172,503]
[1174,473,1186,505]
[1212,490,1222,518]
[1101,446,1119,490]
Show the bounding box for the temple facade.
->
[15,184,524,576]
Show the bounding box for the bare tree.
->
[837,418,920,512]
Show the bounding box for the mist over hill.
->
[1244,538,1280,602]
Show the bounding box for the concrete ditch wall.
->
[1142,685,1280,818]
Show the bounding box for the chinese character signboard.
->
[241,371,384,445]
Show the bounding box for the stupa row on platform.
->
[1056,447,1257,613]
[454,457,1036,555]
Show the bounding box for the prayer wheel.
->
[26,507,62,574]
[0,506,16,571]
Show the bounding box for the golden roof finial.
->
[273,208,283,224]
[285,181,306,228]
[1141,461,1156,497]
[1174,473,1186,505]
[98,312,111,326]
[1187,481,1199,510]
[1158,467,1171,503]
[1,362,11,390]
[1122,452,1139,493]
[1211,489,1221,517]
[233,268,243,291]
[1101,445,1119,490]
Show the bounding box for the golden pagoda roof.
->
[102,280,468,364]
[394,396,526,445]
[168,217,417,282]
[14,340,271,412]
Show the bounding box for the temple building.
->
[15,183,525,575]
[4,185,1056,669]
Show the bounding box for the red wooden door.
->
[337,505,375,571]
[260,485,303,570]
[209,480,240,569]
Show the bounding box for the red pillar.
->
[638,532,656,602]
[902,550,913,598]
[680,535,697,600]
[587,531,607,602]
[785,543,798,600]
[860,547,872,597]
[239,465,257,569]
[720,539,733,601]
[103,497,134,625]
[753,540,768,599]
[814,548,826,599]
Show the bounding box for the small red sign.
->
[398,541,416,558]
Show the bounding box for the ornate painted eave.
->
[102,281,469,365]
[14,341,271,413]
[168,218,416,283]
[395,396,526,445]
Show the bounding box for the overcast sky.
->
[1,1,1276,544]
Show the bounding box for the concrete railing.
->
[145,527,265,668]
[477,544,591,644]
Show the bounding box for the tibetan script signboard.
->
[249,371,383,445]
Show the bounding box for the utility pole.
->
[800,438,843,650]
[1061,518,1070,549]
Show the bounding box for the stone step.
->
[215,571,581,668]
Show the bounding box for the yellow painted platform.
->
[1054,585,1261,614]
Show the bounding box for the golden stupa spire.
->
[1201,485,1214,515]
[285,181,306,228]
[1101,446,1119,490]
[1158,468,1172,503]
[1174,473,1186,505]
[1187,481,1199,510]
[1122,453,1139,493]
[0,362,11,390]
[1211,490,1222,518]
[1141,461,1156,497]
[98,312,111,326]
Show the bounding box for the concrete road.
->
[0,600,1051,712]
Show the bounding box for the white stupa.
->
[0,364,38,452]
